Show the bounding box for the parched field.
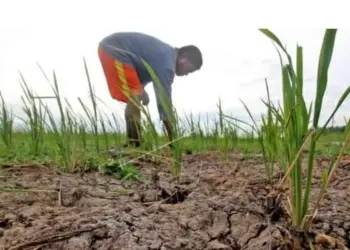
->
[1,28,350,250]
[1,150,350,250]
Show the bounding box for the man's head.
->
[175,45,203,76]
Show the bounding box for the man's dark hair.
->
[178,45,203,70]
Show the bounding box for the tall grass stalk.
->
[109,113,123,146]
[140,107,160,150]
[259,79,283,179]
[140,53,185,178]
[78,118,88,150]
[46,71,77,170]
[99,113,109,151]
[0,90,14,150]
[184,112,197,139]
[217,99,230,160]
[81,58,99,153]
[19,73,47,155]
[260,28,350,231]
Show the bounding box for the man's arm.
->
[153,68,175,146]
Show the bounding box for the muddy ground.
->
[0,152,350,250]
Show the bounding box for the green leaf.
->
[313,29,337,128]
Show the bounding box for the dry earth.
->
[1,152,350,250]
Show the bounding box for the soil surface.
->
[1,152,350,250]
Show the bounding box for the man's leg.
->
[125,94,141,147]
[97,46,143,147]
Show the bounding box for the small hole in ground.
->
[161,187,191,204]
[0,218,12,229]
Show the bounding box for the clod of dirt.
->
[174,237,189,248]
[201,174,228,187]
[142,190,159,203]
[316,234,337,248]
[149,239,162,249]
[315,233,349,250]
[61,188,84,207]
[207,211,230,239]
[64,232,92,249]
[230,213,264,246]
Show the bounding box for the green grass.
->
[0,112,347,165]
[0,58,348,168]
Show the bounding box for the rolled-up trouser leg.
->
[125,94,141,147]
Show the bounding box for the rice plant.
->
[257,28,350,242]
[259,79,283,179]
[19,73,47,155]
[46,71,79,170]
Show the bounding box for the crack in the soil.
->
[123,218,136,232]
[157,241,164,250]
[228,208,265,220]
[133,233,141,243]
[242,223,268,248]
[224,212,240,249]
[226,212,232,237]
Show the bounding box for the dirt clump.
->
[0,152,350,249]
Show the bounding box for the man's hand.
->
[141,90,149,106]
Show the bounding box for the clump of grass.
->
[217,98,234,160]
[257,28,350,246]
[0,90,14,151]
[19,73,47,155]
[99,112,109,151]
[46,71,79,170]
[77,117,88,150]
[139,107,160,151]
[78,58,100,154]
[105,112,123,146]
[254,79,283,180]
[99,158,142,181]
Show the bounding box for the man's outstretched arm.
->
[153,69,175,147]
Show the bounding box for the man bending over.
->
[98,32,203,147]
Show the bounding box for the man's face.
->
[176,56,196,76]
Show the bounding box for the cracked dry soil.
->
[1,152,350,250]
